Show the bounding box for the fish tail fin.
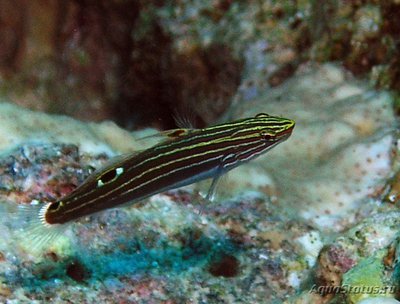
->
[3,201,68,256]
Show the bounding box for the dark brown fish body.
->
[42,113,295,225]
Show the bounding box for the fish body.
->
[11,113,294,253]
[44,113,294,225]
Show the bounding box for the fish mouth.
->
[277,125,294,141]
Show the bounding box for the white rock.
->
[357,297,400,304]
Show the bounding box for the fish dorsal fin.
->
[137,128,195,142]
[138,108,198,143]
[173,111,196,129]
[161,128,194,139]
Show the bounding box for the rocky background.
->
[0,1,399,304]
[1,1,400,128]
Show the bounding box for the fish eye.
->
[97,167,124,187]
[255,113,270,118]
[260,130,276,140]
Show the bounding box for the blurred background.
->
[0,0,399,128]
[1,2,400,303]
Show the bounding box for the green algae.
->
[342,250,393,304]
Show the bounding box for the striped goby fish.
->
[15,113,294,250]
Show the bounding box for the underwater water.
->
[0,1,399,304]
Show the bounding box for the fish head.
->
[252,113,295,143]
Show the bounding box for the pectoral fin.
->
[206,173,223,202]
